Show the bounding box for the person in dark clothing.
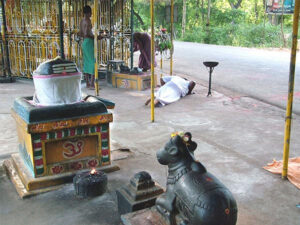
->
[133,32,157,72]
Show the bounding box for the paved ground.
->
[0,73,299,225]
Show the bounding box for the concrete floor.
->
[0,76,299,225]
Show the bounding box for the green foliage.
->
[158,40,172,51]
[155,29,173,52]
[133,0,294,48]
[210,8,246,25]
[181,23,293,48]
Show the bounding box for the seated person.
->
[145,75,196,107]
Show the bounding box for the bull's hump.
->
[175,171,227,197]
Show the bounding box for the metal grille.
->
[2,0,132,78]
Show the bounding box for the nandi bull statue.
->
[156,132,237,225]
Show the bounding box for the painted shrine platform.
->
[4,95,119,198]
[111,72,157,91]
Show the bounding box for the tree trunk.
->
[195,0,200,23]
[263,0,266,39]
[133,9,144,27]
[228,0,243,9]
[205,0,211,43]
[182,0,187,38]
[272,14,280,25]
[280,0,287,47]
[207,0,211,26]
[201,0,204,24]
[254,0,258,23]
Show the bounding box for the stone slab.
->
[3,153,119,198]
[121,207,169,225]
[0,76,16,83]
[3,158,62,198]
[116,184,163,215]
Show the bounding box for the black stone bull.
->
[156,132,237,225]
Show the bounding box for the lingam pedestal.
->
[3,96,118,198]
[3,57,119,198]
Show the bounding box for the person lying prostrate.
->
[145,76,196,107]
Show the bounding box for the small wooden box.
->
[111,73,157,91]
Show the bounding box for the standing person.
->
[133,32,157,72]
[145,75,196,107]
[79,5,104,89]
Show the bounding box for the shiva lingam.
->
[73,168,108,197]
[155,132,237,225]
[4,57,118,198]
[203,61,219,97]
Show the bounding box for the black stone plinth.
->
[116,171,164,215]
[0,76,15,83]
[13,96,108,123]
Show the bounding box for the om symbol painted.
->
[63,139,84,159]
[120,79,129,88]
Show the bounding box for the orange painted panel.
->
[45,135,99,164]
[28,114,113,133]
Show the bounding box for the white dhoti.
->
[155,81,182,106]
[155,76,190,106]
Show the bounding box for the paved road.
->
[170,41,300,114]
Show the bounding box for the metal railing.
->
[1,0,132,78]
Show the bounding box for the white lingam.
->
[32,56,82,106]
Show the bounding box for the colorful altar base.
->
[4,95,119,198]
[111,72,157,91]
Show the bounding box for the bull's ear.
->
[168,146,178,155]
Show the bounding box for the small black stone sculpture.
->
[156,132,238,225]
[117,171,163,215]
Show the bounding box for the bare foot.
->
[145,98,151,106]
[154,99,161,107]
